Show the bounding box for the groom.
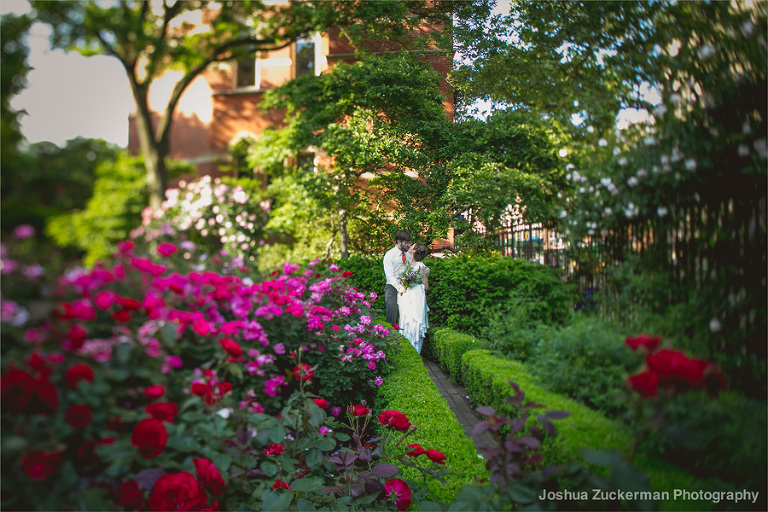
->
[383,230,412,327]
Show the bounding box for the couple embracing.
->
[383,230,430,354]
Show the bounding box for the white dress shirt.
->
[384,245,411,293]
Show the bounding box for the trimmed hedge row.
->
[428,329,742,511]
[376,334,489,504]
[430,328,488,384]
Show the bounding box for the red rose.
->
[272,479,291,491]
[312,398,329,409]
[113,309,131,323]
[218,337,242,357]
[342,271,353,278]
[145,384,166,399]
[21,450,61,479]
[146,402,178,423]
[646,349,708,388]
[377,410,411,431]
[264,443,285,456]
[115,479,145,510]
[292,363,315,382]
[118,297,142,310]
[1,366,37,413]
[349,405,370,417]
[393,323,400,330]
[406,444,426,457]
[131,418,168,459]
[148,472,208,511]
[216,381,232,397]
[384,478,412,511]
[625,334,661,353]
[66,324,89,349]
[65,363,94,389]
[626,370,659,398]
[191,382,214,404]
[425,449,446,465]
[65,404,92,429]
[157,242,178,257]
[29,376,59,416]
[193,457,225,497]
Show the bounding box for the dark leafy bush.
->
[530,316,642,416]
[425,255,577,334]
[642,389,767,489]
[338,255,386,313]
[480,292,563,362]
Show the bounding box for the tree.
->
[31,0,425,209]
[0,12,32,177]
[250,52,452,258]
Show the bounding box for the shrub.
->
[375,335,489,503]
[480,292,560,362]
[0,232,419,510]
[530,315,642,416]
[339,255,386,313]
[460,350,632,467]
[426,255,576,334]
[430,328,487,383]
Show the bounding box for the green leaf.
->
[227,362,244,380]
[161,323,179,344]
[260,460,278,477]
[287,477,323,492]
[315,437,335,452]
[268,424,287,443]
[507,482,539,504]
[305,448,324,469]
[261,488,293,512]
[296,499,317,511]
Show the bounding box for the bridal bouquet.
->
[398,261,422,293]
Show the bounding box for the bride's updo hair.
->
[412,243,429,262]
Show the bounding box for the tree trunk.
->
[129,80,168,210]
[339,206,349,259]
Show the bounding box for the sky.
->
[3,0,133,148]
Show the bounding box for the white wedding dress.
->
[397,261,429,354]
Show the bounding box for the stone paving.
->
[422,358,496,452]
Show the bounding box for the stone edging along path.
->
[421,358,496,453]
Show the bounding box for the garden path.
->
[422,358,496,453]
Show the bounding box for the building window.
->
[295,37,315,78]
[235,58,257,88]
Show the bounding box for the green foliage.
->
[376,336,489,503]
[45,154,192,266]
[460,349,632,467]
[1,138,121,234]
[643,390,767,489]
[430,328,487,384]
[338,255,387,313]
[530,316,643,416]
[480,295,555,362]
[426,254,577,334]
[0,12,31,167]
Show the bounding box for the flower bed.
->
[0,235,449,510]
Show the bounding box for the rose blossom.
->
[406,444,426,457]
[219,337,243,357]
[384,478,412,511]
[312,398,329,409]
[21,450,61,479]
[349,405,370,417]
[115,480,145,510]
[193,457,225,497]
[148,472,208,511]
[144,384,166,399]
[426,449,447,465]
[264,443,285,456]
[272,479,291,491]
[131,418,168,459]
[65,364,94,389]
[377,410,411,431]
[292,363,314,381]
[625,334,661,353]
[145,402,179,423]
[65,404,92,430]
[626,370,659,398]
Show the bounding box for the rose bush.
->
[0,225,449,510]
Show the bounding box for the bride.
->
[397,243,430,354]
